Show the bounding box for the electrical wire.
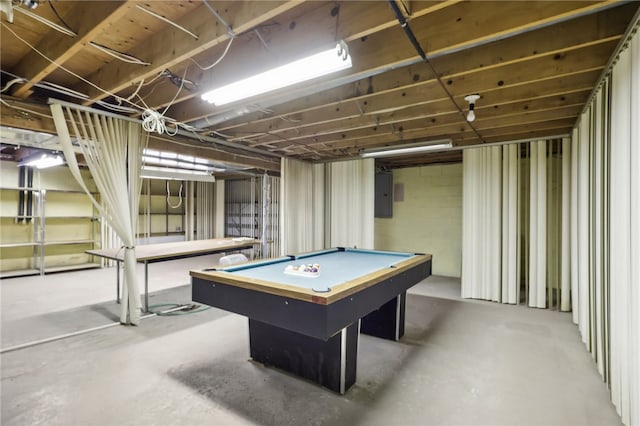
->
[136,4,199,40]
[1,22,131,107]
[202,0,235,37]
[13,5,76,37]
[47,0,74,33]
[0,23,196,137]
[89,42,151,65]
[1,78,27,93]
[148,303,210,316]
[0,97,53,119]
[0,303,204,354]
[386,0,487,144]
[2,69,89,100]
[189,36,235,71]
[166,181,183,209]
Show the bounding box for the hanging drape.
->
[607,24,639,426]
[195,181,215,240]
[461,139,570,308]
[461,146,502,301]
[280,158,374,253]
[326,158,375,249]
[462,21,639,425]
[50,103,147,325]
[280,158,325,254]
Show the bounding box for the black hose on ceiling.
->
[387,1,429,61]
[386,0,486,144]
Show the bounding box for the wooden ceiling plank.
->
[144,1,460,112]
[243,90,590,146]
[176,2,632,128]
[340,1,461,42]
[11,1,135,98]
[227,39,613,146]
[262,105,582,153]
[75,1,303,104]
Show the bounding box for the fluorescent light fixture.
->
[141,166,216,183]
[360,140,453,158]
[18,153,64,169]
[201,41,352,106]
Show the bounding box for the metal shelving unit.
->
[0,187,101,278]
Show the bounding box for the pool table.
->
[190,247,432,393]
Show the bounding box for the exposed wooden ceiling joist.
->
[1,1,637,168]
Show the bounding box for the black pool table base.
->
[248,292,406,394]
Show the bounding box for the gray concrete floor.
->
[1,257,621,425]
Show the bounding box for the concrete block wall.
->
[374,163,462,277]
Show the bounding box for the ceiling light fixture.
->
[141,165,216,182]
[18,152,64,169]
[464,94,480,122]
[201,41,352,106]
[21,0,39,9]
[360,139,453,158]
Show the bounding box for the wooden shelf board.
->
[44,263,101,273]
[0,268,41,279]
[45,216,98,220]
[0,242,39,248]
[42,240,97,246]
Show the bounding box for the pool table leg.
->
[248,319,359,394]
[360,291,406,341]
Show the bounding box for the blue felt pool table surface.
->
[216,248,417,291]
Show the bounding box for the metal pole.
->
[261,173,269,258]
[144,260,149,313]
[116,261,120,303]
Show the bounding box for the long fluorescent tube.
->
[201,41,352,106]
[18,153,64,169]
[360,140,452,158]
[141,166,216,182]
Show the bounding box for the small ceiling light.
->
[464,94,480,122]
[201,40,352,106]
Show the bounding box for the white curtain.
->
[552,23,638,425]
[462,140,570,308]
[327,158,375,249]
[528,140,547,308]
[608,26,639,426]
[462,146,502,300]
[195,181,215,240]
[280,158,325,254]
[501,144,519,304]
[50,103,147,325]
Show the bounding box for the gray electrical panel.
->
[375,172,393,218]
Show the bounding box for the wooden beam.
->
[170,1,630,126]
[75,1,303,104]
[220,38,613,147]
[147,136,280,173]
[133,1,461,111]
[0,98,280,172]
[11,1,135,98]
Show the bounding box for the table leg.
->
[248,319,358,394]
[360,291,406,341]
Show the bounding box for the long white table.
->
[86,238,259,312]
